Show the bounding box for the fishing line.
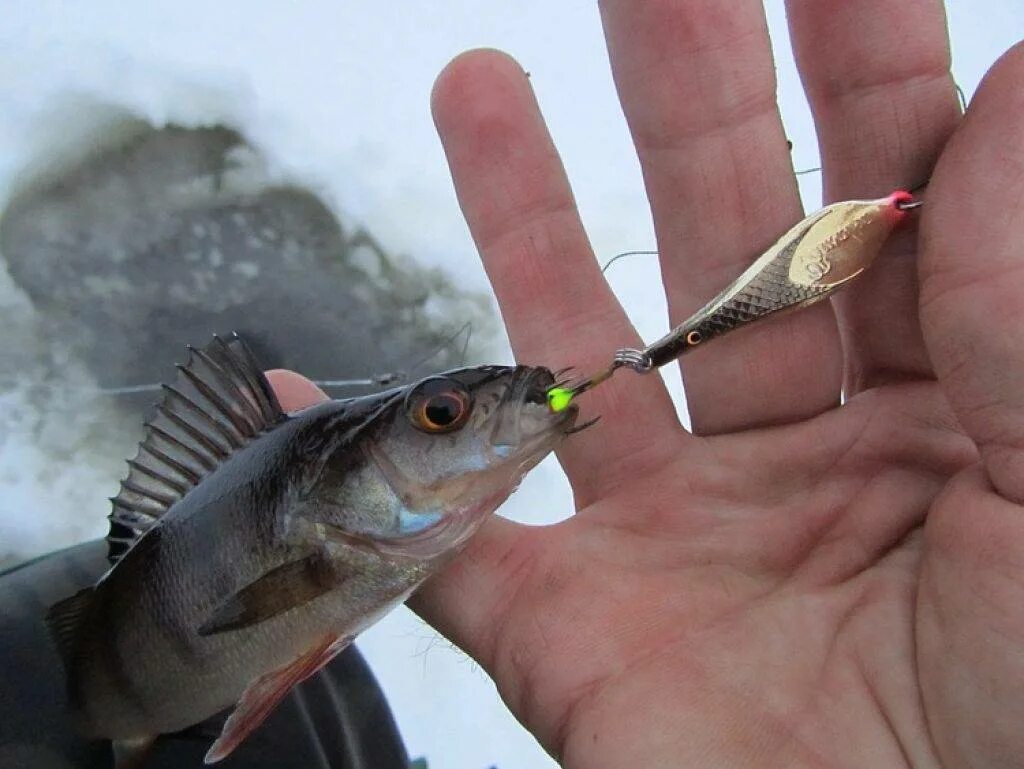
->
[600,250,659,273]
[601,161,824,273]
[790,77,965,184]
[5,323,477,397]
[320,322,473,391]
[17,87,968,401]
[406,320,473,374]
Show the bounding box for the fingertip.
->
[970,40,1024,108]
[431,48,531,133]
[942,41,1024,166]
[265,369,329,412]
[427,44,569,253]
[922,40,1024,266]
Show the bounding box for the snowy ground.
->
[1,3,1020,768]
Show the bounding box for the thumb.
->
[920,41,1024,502]
[265,369,329,411]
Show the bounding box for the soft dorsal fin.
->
[107,333,285,565]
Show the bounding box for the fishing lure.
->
[548,190,921,411]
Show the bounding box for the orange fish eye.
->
[406,378,472,433]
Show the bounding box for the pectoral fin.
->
[203,634,352,764]
[198,553,344,636]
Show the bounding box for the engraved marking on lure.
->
[804,251,830,282]
[803,216,870,284]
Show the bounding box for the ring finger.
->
[787,0,961,393]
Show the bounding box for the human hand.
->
[275,2,1024,766]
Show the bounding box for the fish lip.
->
[488,366,575,451]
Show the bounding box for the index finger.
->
[431,49,682,505]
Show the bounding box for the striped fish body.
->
[46,335,575,765]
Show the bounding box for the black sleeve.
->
[0,541,410,769]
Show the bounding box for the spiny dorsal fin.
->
[45,586,95,668]
[106,334,286,565]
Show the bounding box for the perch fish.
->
[46,334,577,765]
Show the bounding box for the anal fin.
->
[204,634,352,764]
[112,735,156,769]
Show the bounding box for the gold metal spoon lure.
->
[549,190,920,412]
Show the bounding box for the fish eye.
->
[405,377,472,434]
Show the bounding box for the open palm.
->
[277,3,1024,767]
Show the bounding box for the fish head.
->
[328,364,576,558]
[392,363,576,473]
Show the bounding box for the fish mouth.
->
[504,364,554,407]
[489,365,579,454]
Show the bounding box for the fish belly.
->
[73,566,416,740]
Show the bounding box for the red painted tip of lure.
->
[886,189,922,214]
[888,189,913,206]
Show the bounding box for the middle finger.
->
[599,0,843,434]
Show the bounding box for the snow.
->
[2,2,1021,768]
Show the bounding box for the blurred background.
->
[1,2,1020,767]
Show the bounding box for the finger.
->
[265,369,328,411]
[409,515,537,672]
[919,42,1024,503]
[599,0,842,434]
[918,466,1024,768]
[788,0,961,392]
[432,49,682,504]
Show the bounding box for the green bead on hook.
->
[546,386,575,413]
